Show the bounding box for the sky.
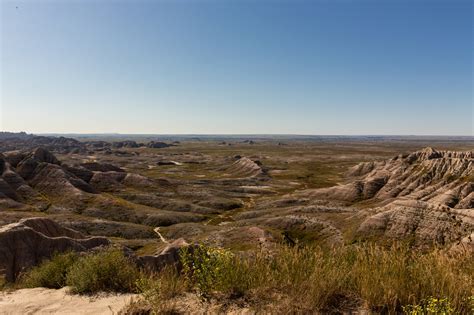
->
[0,0,472,135]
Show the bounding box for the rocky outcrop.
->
[136,238,191,272]
[0,217,109,281]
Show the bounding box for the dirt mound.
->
[0,217,109,281]
[223,157,264,178]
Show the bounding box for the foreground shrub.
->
[22,252,78,289]
[180,244,234,298]
[66,248,140,294]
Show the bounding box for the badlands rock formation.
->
[311,148,473,206]
[357,199,473,246]
[0,148,97,208]
[306,148,473,246]
[0,217,109,281]
[223,157,265,178]
[0,148,161,209]
[0,132,87,154]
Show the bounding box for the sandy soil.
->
[0,287,137,315]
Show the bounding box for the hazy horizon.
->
[5,131,474,139]
[1,0,473,135]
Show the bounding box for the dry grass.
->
[17,242,474,313]
[139,243,474,314]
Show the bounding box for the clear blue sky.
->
[1,0,472,135]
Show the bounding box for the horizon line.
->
[29,133,474,138]
[2,130,473,138]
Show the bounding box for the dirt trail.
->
[0,287,136,315]
[154,227,168,243]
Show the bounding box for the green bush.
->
[66,248,140,294]
[180,244,234,298]
[22,252,78,289]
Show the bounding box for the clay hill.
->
[293,147,474,247]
